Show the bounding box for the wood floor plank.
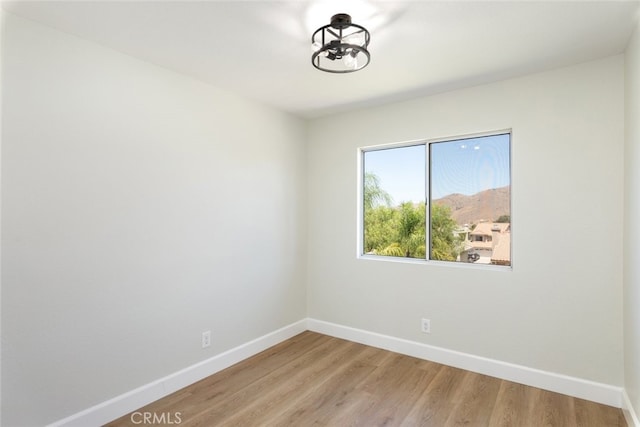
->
[212,340,368,427]
[574,397,627,427]
[443,372,502,426]
[528,388,577,427]
[488,380,531,426]
[352,353,442,426]
[401,365,469,426]
[106,332,626,427]
[181,337,362,426]
[264,355,379,425]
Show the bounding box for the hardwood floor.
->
[105,331,626,426]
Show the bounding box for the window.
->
[360,131,511,267]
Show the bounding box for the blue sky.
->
[363,134,510,204]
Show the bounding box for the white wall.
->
[307,56,624,387]
[624,19,640,421]
[1,7,632,426]
[1,13,306,426]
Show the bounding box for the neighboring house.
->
[460,222,511,265]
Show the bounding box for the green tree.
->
[363,172,395,253]
[396,202,426,258]
[368,202,426,259]
[363,173,460,261]
[364,205,396,253]
[495,214,510,223]
[431,204,462,261]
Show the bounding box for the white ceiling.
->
[2,0,639,118]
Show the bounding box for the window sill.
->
[357,254,512,272]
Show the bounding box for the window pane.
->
[363,145,426,258]
[429,134,511,265]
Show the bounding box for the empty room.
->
[1,0,640,426]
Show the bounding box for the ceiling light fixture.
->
[311,13,371,73]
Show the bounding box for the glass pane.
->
[363,145,426,258]
[430,134,511,265]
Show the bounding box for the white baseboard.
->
[623,389,640,427]
[48,317,627,426]
[307,318,623,408]
[47,319,308,427]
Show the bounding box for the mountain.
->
[433,186,510,226]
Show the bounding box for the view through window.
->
[361,132,511,266]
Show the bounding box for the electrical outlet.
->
[202,330,211,348]
[421,318,431,334]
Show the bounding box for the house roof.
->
[491,232,511,264]
[466,222,511,263]
[471,222,510,236]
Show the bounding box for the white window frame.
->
[357,129,513,270]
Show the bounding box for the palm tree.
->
[363,172,392,210]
